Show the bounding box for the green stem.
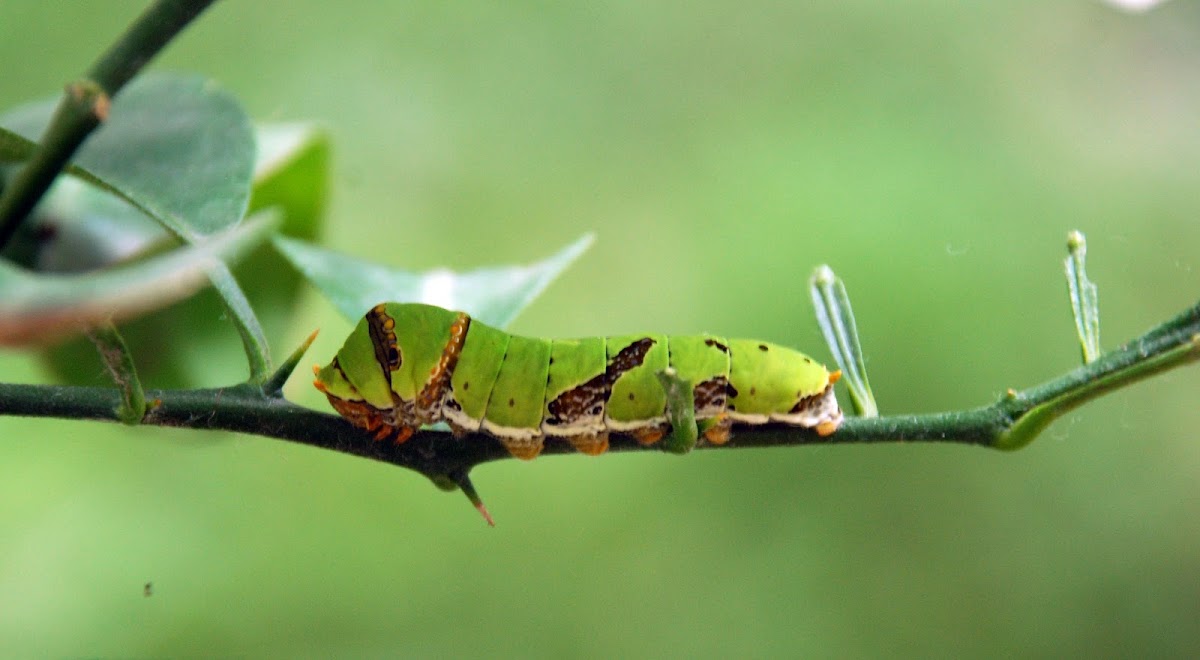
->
[206,261,272,383]
[84,321,146,425]
[0,0,217,251]
[1,299,1198,484]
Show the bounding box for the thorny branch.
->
[2,298,1197,513]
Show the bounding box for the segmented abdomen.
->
[315,303,843,461]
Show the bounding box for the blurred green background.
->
[2,1,1199,656]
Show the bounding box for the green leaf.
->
[810,264,878,418]
[0,72,255,240]
[0,125,36,162]
[1065,230,1101,364]
[249,123,328,241]
[3,175,171,272]
[0,210,279,347]
[274,233,594,329]
[36,123,330,389]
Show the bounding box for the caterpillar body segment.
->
[315,303,843,460]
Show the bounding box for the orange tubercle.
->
[828,369,842,385]
[392,426,415,444]
[501,436,545,461]
[569,432,610,456]
[703,414,733,445]
[631,427,665,446]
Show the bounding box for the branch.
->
[2,299,1197,485]
[0,0,217,250]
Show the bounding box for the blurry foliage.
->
[1,2,1198,657]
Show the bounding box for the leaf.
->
[809,264,878,418]
[249,122,328,241]
[274,233,595,329]
[5,175,170,273]
[0,210,279,346]
[0,72,255,240]
[0,125,36,162]
[1064,230,1101,364]
[36,123,330,388]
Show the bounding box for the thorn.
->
[264,329,322,395]
[454,472,495,527]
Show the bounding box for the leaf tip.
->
[810,264,836,287]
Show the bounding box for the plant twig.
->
[85,321,146,425]
[206,261,272,383]
[0,0,217,250]
[2,299,1197,485]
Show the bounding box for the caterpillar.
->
[313,302,843,460]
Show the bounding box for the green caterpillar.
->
[314,302,843,459]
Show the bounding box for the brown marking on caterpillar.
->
[787,377,842,437]
[546,371,608,427]
[313,359,421,442]
[758,344,768,352]
[704,338,729,353]
[545,337,654,435]
[323,394,389,437]
[445,419,472,438]
[367,304,402,381]
[787,371,842,416]
[788,391,824,415]
[606,337,656,384]
[692,376,729,416]
[414,312,470,423]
